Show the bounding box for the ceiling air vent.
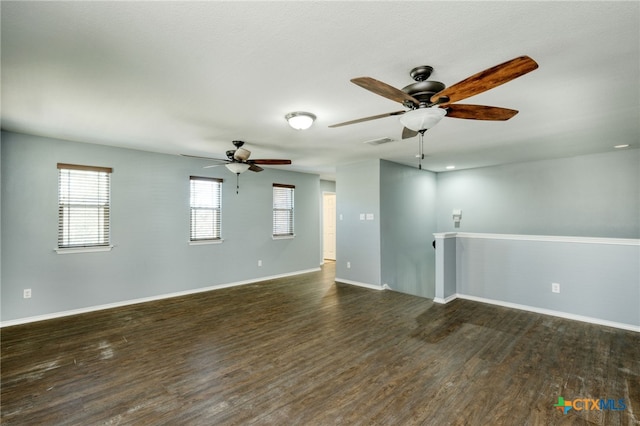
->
[363,137,395,146]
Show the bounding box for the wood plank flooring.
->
[2,262,639,425]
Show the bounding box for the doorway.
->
[322,192,336,261]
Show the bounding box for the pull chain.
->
[235,173,240,194]
[418,129,427,170]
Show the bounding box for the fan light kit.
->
[399,107,446,132]
[225,163,250,174]
[285,111,316,130]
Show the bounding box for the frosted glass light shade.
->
[225,162,250,174]
[400,107,446,131]
[285,111,316,130]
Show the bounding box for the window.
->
[190,176,223,241]
[57,163,112,249]
[273,183,295,237]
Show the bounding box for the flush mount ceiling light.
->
[225,162,250,174]
[285,111,316,130]
[399,107,447,132]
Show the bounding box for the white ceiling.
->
[2,1,638,180]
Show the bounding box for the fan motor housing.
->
[402,80,446,106]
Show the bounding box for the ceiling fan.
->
[329,55,539,140]
[182,140,291,193]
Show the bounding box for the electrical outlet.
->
[347,261,351,269]
[258,260,262,267]
[23,288,32,299]
[552,283,560,293]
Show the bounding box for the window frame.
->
[189,176,224,244]
[272,183,295,239]
[56,163,113,254]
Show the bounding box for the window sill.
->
[55,245,114,254]
[189,239,224,246]
[272,234,295,240]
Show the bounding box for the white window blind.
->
[190,176,223,241]
[273,183,295,237]
[58,163,112,249]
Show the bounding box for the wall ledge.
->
[433,232,458,239]
[436,232,639,246]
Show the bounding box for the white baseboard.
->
[444,293,639,333]
[433,294,457,304]
[334,277,383,291]
[0,268,321,328]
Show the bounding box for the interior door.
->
[323,192,336,260]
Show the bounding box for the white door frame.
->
[322,191,336,261]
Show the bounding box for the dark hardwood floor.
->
[2,262,639,425]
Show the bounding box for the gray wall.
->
[380,160,437,298]
[1,131,320,322]
[456,235,640,327]
[4,129,637,324]
[320,179,335,193]
[335,159,381,285]
[434,150,639,328]
[436,149,640,238]
[335,159,438,298]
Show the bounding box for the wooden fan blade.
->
[181,154,230,168]
[329,110,406,128]
[430,56,538,105]
[250,159,292,165]
[402,127,418,139]
[180,154,228,162]
[351,77,419,106]
[248,164,264,172]
[445,104,519,121]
